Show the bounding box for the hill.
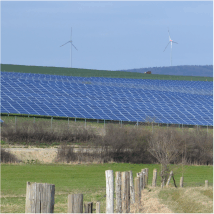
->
[0,64,212,81]
[120,65,213,77]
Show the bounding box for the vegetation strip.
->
[1,64,212,81]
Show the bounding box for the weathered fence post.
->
[145,168,149,186]
[129,171,135,204]
[25,182,55,213]
[180,177,184,188]
[96,202,100,213]
[134,176,141,204]
[166,171,173,187]
[136,172,142,192]
[161,178,165,189]
[205,180,209,188]
[68,194,83,213]
[105,170,114,213]
[115,171,122,213]
[152,169,157,187]
[84,202,93,213]
[121,171,130,213]
[141,169,146,189]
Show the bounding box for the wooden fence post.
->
[25,182,55,213]
[161,178,165,189]
[134,176,141,204]
[145,168,149,186]
[152,169,157,187]
[205,180,209,188]
[166,171,173,187]
[141,169,146,189]
[137,172,142,192]
[84,202,93,213]
[115,171,122,213]
[129,171,135,204]
[121,171,130,213]
[105,170,114,213]
[96,202,100,213]
[180,177,183,188]
[68,194,83,213]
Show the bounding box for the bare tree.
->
[148,129,180,185]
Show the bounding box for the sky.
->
[1,1,213,71]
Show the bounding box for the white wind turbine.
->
[60,28,78,68]
[163,30,178,66]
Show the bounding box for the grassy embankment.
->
[1,163,213,213]
[1,63,213,81]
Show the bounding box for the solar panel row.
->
[1,72,213,126]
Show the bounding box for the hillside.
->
[0,64,213,81]
[121,65,213,77]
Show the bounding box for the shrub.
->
[1,120,96,145]
[94,124,155,164]
[1,149,21,163]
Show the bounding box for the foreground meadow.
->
[1,163,213,213]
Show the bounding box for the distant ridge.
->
[120,65,213,77]
[0,64,212,81]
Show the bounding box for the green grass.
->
[1,163,212,195]
[1,163,213,212]
[158,187,213,213]
[1,64,212,81]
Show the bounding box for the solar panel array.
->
[1,71,213,126]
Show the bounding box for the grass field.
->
[1,64,212,81]
[1,163,213,213]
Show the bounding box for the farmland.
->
[1,63,213,81]
[1,163,213,213]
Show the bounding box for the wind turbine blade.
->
[163,42,170,52]
[168,30,171,41]
[72,43,78,50]
[60,41,70,47]
[172,41,178,44]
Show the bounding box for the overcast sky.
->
[1,1,213,70]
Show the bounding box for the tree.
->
[148,129,180,185]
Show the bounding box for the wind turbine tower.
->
[163,30,178,66]
[60,28,78,68]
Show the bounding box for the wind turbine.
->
[60,28,78,68]
[163,30,178,66]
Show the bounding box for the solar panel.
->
[1,71,213,126]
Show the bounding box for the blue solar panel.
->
[1,71,213,126]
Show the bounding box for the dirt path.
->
[131,187,173,213]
